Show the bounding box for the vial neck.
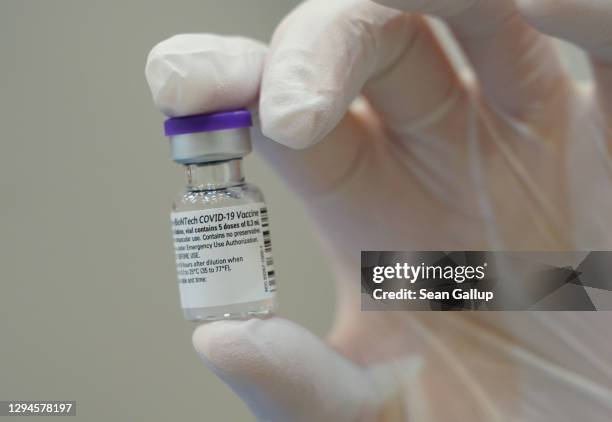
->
[185,159,245,191]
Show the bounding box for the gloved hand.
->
[145,0,612,420]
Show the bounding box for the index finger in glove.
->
[260,0,462,148]
[145,34,266,117]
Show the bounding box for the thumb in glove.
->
[192,317,423,422]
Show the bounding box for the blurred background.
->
[0,1,591,421]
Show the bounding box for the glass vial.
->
[164,110,276,321]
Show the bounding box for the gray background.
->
[0,1,589,421]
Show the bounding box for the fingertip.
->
[191,320,239,359]
[259,92,337,150]
[192,318,301,380]
[258,0,387,150]
[192,318,377,421]
[144,38,180,115]
[259,54,342,150]
[192,319,261,375]
[144,34,268,117]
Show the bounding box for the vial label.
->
[171,203,276,309]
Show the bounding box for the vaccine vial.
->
[164,109,276,321]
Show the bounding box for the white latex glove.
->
[146,0,612,420]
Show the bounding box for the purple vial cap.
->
[164,109,252,136]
